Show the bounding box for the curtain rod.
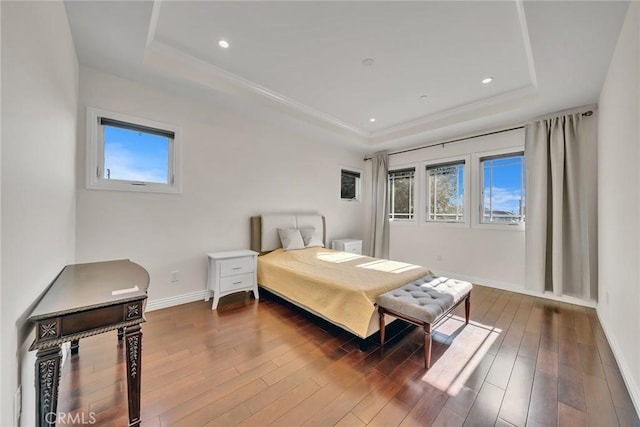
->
[364,110,593,161]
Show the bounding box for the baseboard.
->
[596,306,640,417]
[145,290,208,312]
[431,269,597,308]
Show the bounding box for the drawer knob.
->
[233,281,242,285]
[232,267,242,270]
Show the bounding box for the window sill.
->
[87,180,181,194]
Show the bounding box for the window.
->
[480,152,525,224]
[341,169,361,201]
[426,160,465,222]
[388,168,415,220]
[86,108,181,193]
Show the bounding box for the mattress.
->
[257,247,431,337]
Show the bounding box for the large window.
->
[86,108,181,193]
[480,153,525,224]
[341,169,361,201]
[426,161,465,222]
[388,168,415,220]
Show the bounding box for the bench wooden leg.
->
[423,323,432,369]
[465,294,471,324]
[378,307,386,347]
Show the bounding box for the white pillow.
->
[300,227,324,248]
[277,228,305,250]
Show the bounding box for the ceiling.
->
[64,1,629,152]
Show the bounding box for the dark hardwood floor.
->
[57,285,640,426]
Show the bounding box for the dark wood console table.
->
[28,260,149,427]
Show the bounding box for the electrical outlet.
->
[170,270,180,283]
[14,385,21,426]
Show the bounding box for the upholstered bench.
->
[376,275,472,369]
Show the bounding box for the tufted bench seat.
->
[376,275,472,369]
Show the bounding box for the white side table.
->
[206,249,259,310]
[331,239,363,255]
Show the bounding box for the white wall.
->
[1,1,78,425]
[597,1,640,413]
[75,67,366,307]
[385,128,526,290]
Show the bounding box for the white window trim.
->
[340,166,362,202]
[472,146,525,231]
[86,107,182,194]
[420,155,471,228]
[388,164,418,223]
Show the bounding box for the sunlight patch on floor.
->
[419,317,501,396]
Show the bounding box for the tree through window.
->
[426,161,465,222]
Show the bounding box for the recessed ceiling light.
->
[420,95,428,100]
[482,77,493,84]
[218,40,230,49]
[362,58,375,67]
[369,118,376,123]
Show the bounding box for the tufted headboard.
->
[250,213,326,253]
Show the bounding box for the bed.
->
[251,213,431,338]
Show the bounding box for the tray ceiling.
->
[64,1,629,150]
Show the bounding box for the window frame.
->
[388,166,416,222]
[422,155,470,227]
[340,167,362,202]
[85,107,182,194]
[473,147,525,231]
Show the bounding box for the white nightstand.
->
[331,239,363,255]
[206,249,259,310]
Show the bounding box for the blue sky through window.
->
[482,155,524,217]
[103,126,169,184]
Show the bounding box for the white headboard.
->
[251,214,326,253]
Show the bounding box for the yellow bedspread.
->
[257,247,431,337]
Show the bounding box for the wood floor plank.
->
[462,382,504,427]
[557,362,586,412]
[53,290,638,427]
[334,412,366,427]
[271,382,344,426]
[526,371,557,427]
[350,359,418,424]
[367,398,411,427]
[233,379,320,427]
[558,402,588,427]
[431,407,465,427]
[497,355,536,427]
[583,373,620,427]
[578,342,606,378]
[302,370,386,427]
[398,385,448,427]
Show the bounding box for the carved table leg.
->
[35,346,61,427]
[70,339,79,355]
[125,325,143,427]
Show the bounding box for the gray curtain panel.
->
[525,112,598,300]
[369,152,390,258]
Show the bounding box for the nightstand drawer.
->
[343,242,362,254]
[332,239,362,255]
[220,257,255,277]
[220,273,254,292]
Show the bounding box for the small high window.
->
[86,108,181,193]
[480,153,525,224]
[388,168,415,220]
[426,160,465,222]
[341,169,361,201]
